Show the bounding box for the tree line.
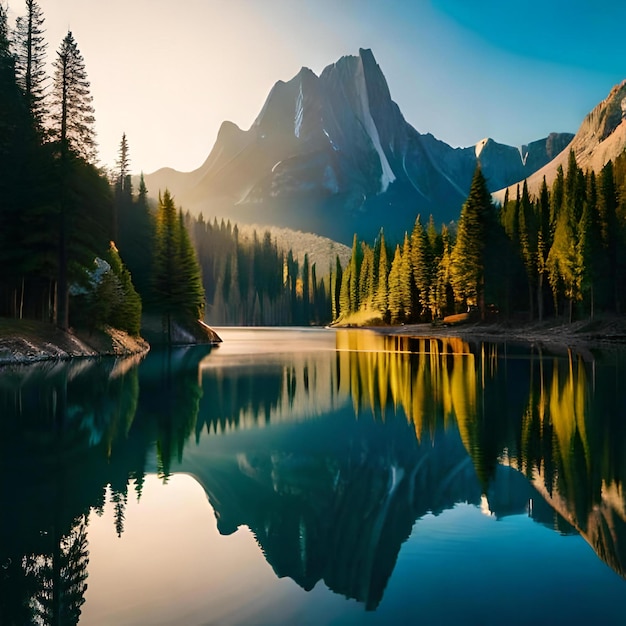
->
[334,150,626,324]
[187,215,332,325]
[0,1,209,339]
[1,1,335,334]
[0,1,139,332]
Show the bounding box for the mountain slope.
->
[496,80,626,201]
[145,49,572,244]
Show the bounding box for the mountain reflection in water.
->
[1,328,626,624]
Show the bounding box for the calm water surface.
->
[2,327,626,625]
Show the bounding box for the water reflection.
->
[1,330,626,622]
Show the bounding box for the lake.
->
[1,327,626,625]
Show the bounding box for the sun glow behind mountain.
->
[26,0,626,174]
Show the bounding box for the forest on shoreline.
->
[3,1,626,349]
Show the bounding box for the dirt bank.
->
[367,316,626,353]
[0,319,149,366]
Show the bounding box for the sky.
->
[8,0,626,175]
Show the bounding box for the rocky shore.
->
[0,320,149,367]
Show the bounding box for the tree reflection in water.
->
[2,331,626,619]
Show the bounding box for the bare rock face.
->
[497,80,626,202]
[146,49,572,243]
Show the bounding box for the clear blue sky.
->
[17,0,626,173]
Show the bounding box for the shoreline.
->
[0,321,150,367]
[0,317,222,368]
[337,316,626,354]
[3,317,626,367]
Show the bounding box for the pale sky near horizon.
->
[8,0,626,175]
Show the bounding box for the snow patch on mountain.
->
[294,81,304,138]
[323,128,339,151]
[354,58,395,192]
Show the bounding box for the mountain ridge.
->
[495,79,626,201]
[145,49,574,243]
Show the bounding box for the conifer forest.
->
[3,2,626,334]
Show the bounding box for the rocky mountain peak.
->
[145,49,576,243]
[496,80,626,202]
[581,78,626,141]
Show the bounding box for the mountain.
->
[496,80,626,201]
[181,414,558,610]
[145,49,572,244]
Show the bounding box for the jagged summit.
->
[145,49,572,243]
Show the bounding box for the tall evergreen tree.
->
[576,171,602,319]
[339,262,352,318]
[387,245,403,323]
[547,152,589,321]
[113,132,132,240]
[374,229,389,316]
[518,180,538,318]
[410,215,432,320]
[399,232,414,321]
[434,224,454,318]
[175,209,205,320]
[105,242,142,335]
[348,234,361,313]
[152,190,205,339]
[597,160,620,311]
[536,176,552,320]
[358,244,375,309]
[331,254,342,320]
[14,0,48,132]
[550,164,565,224]
[152,190,181,340]
[49,31,98,328]
[0,4,35,318]
[115,132,131,191]
[50,31,96,161]
[450,165,498,319]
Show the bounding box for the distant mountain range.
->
[496,79,626,202]
[145,48,583,244]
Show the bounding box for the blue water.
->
[1,327,625,625]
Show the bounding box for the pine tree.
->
[597,160,620,311]
[115,132,131,191]
[106,242,142,335]
[576,171,602,319]
[49,32,98,328]
[348,234,361,313]
[536,176,551,321]
[550,164,565,224]
[117,171,154,300]
[331,255,342,320]
[450,165,498,318]
[358,244,375,309]
[339,262,351,318]
[399,232,413,320]
[50,31,96,161]
[547,152,587,321]
[176,209,205,320]
[152,190,180,339]
[410,215,432,320]
[113,132,132,240]
[387,245,403,323]
[374,229,389,317]
[434,224,454,318]
[302,252,310,320]
[14,0,48,132]
[0,4,35,319]
[518,180,538,318]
